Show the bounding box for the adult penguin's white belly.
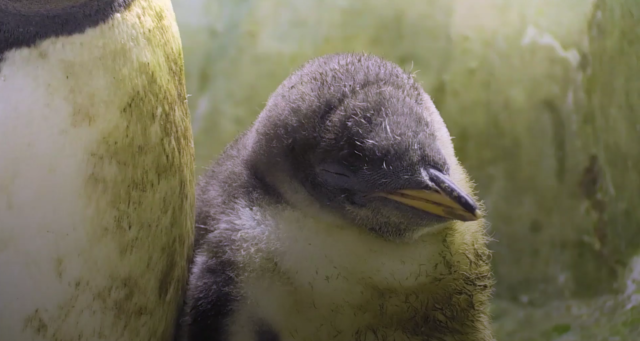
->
[0,1,195,340]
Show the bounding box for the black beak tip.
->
[427,167,481,218]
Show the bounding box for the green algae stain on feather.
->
[20,1,195,340]
[83,1,195,340]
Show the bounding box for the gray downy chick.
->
[181,53,495,341]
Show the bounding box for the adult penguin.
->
[0,1,195,341]
[182,53,494,341]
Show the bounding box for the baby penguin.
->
[181,53,494,341]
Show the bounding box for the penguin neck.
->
[241,172,462,291]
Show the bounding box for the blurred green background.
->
[172,0,640,339]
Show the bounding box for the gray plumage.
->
[181,53,494,341]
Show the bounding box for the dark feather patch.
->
[255,320,280,341]
[0,0,134,58]
[181,257,239,341]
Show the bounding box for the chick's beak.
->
[375,168,482,222]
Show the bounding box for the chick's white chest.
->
[231,208,451,341]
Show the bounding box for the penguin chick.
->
[182,53,495,341]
